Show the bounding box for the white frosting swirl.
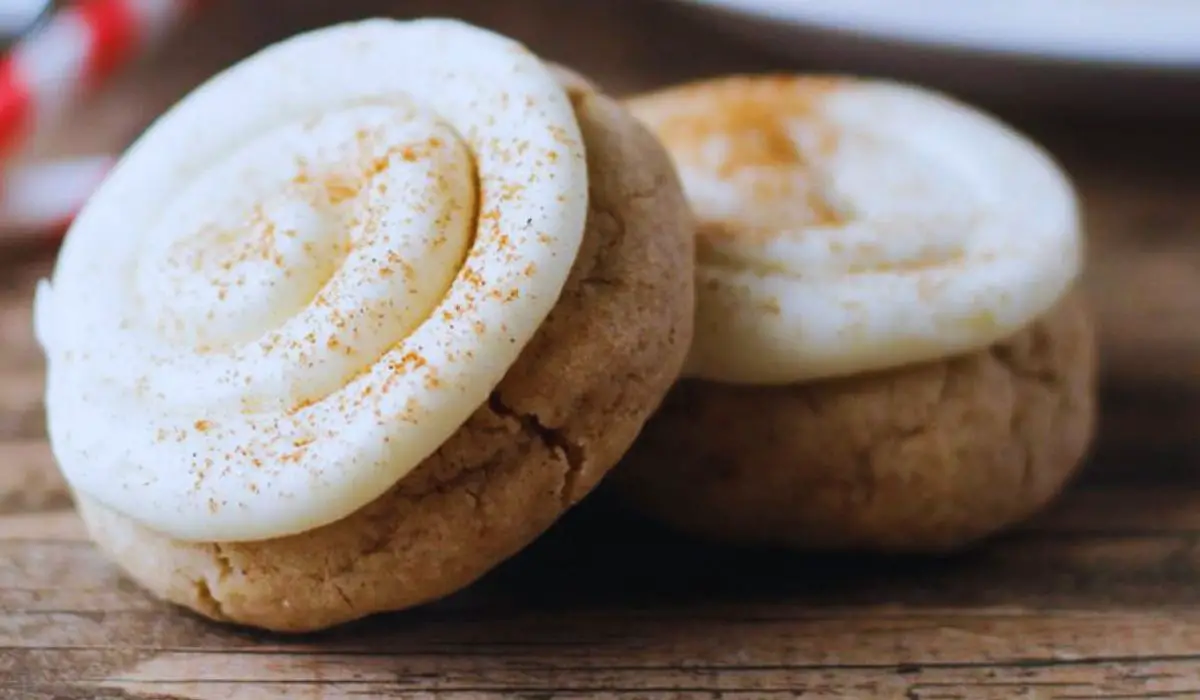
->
[34,19,589,542]
[627,76,1081,385]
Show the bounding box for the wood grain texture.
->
[3,0,1200,697]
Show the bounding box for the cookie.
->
[37,19,694,631]
[618,75,1096,552]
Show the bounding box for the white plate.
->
[666,0,1200,110]
[676,0,1200,69]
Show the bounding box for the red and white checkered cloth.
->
[1,0,195,156]
[0,0,198,239]
[0,155,113,237]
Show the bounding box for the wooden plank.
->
[4,620,1200,697]
[0,299,40,371]
[0,441,62,515]
[0,370,44,441]
[8,654,1200,699]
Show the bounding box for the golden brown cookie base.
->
[614,288,1096,554]
[74,70,696,633]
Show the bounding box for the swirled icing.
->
[34,19,589,542]
[627,76,1081,385]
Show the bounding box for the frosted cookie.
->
[35,19,694,631]
[618,75,1096,553]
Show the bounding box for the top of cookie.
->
[627,75,1082,385]
[34,18,589,543]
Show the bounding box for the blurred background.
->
[1,0,1198,474]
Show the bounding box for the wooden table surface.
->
[5,1,1200,698]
